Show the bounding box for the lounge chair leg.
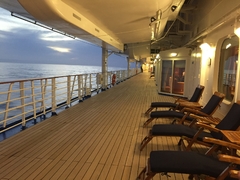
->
[144,107,154,116]
[143,118,155,127]
[178,139,183,146]
[137,167,146,180]
[185,128,204,151]
[171,119,177,124]
[140,134,153,151]
[188,174,194,180]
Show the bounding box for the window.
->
[218,35,239,101]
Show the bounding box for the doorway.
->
[161,60,186,95]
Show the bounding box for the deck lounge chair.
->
[140,101,240,151]
[144,85,205,116]
[137,138,240,180]
[143,91,225,127]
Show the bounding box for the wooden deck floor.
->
[0,72,208,180]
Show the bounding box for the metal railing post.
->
[3,83,14,128]
[40,79,47,118]
[67,76,71,108]
[78,75,83,102]
[51,78,57,116]
[20,82,26,129]
[31,80,37,124]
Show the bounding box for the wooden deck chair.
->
[144,85,205,116]
[140,101,240,151]
[137,137,240,180]
[143,91,225,127]
[229,170,240,179]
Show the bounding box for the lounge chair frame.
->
[143,91,225,127]
[140,101,240,152]
[144,85,205,116]
[137,137,240,180]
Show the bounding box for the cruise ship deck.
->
[0,71,208,180]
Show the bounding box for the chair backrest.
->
[200,92,225,115]
[188,85,205,102]
[211,102,240,139]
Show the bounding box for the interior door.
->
[161,60,185,95]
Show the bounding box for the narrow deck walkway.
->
[0,72,207,180]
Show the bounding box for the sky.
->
[0,8,129,68]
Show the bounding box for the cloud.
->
[47,46,71,53]
[0,8,128,68]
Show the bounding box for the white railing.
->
[0,69,139,134]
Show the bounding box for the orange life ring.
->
[112,74,116,85]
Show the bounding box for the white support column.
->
[102,48,108,90]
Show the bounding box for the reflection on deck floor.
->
[0,72,208,180]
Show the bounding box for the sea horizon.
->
[0,61,128,83]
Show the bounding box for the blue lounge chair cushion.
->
[150,111,194,121]
[151,102,177,108]
[150,151,234,179]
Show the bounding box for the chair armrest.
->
[173,96,188,103]
[203,137,240,150]
[175,98,188,103]
[192,116,221,125]
[181,107,210,117]
[181,107,211,119]
[195,122,220,132]
[218,154,240,164]
[229,170,239,179]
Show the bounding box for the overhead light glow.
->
[199,43,211,51]
[48,46,71,53]
[170,52,177,57]
[234,16,240,37]
[192,53,201,57]
[235,27,240,37]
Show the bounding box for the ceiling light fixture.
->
[171,5,177,12]
[170,52,177,57]
[150,17,156,22]
[199,43,211,51]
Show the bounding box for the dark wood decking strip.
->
[0,72,208,180]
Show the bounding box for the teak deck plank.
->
[0,72,209,180]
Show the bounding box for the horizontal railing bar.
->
[0,73,100,84]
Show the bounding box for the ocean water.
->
[0,62,125,82]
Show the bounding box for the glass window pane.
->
[172,60,185,95]
[161,60,172,93]
[218,35,239,101]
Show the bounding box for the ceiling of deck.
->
[0,0,198,61]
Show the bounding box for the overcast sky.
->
[0,8,129,68]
